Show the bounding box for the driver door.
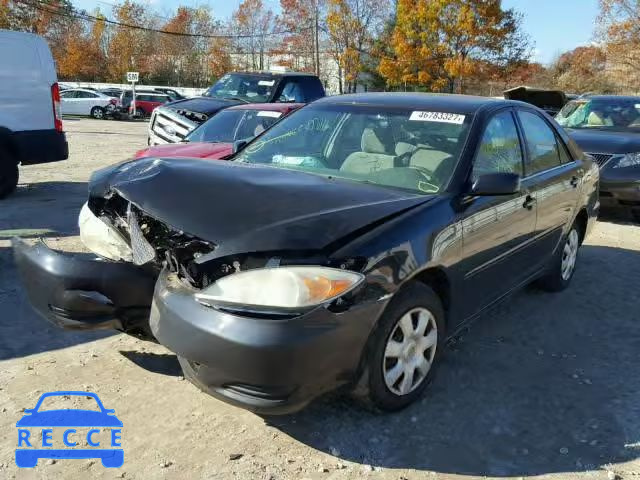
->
[458,109,538,317]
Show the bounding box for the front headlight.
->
[79,203,133,262]
[613,152,640,168]
[194,266,364,310]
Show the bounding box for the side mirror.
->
[232,139,248,154]
[470,172,521,196]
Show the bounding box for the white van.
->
[0,29,68,198]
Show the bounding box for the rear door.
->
[515,109,583,262]
[460,109,538,316]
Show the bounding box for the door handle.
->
[522,194,536,210]
[570,176,580,188]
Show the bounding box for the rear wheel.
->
[356,282,445,412]
[90,106,105,119]
[536,224,581,292]
[0,145,19,199]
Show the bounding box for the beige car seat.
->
[587,111,612,126]
[340,128,395,174]
[408,147,451,173]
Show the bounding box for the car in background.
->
[0,29,68,198]
[154,88,185,101]
[129,92,171,119]
[148,71,325,145]
[15,93,598,414]
[556,95,640,221]
[60,88,116,119]
[99,88,123,98]
[136,103,303,160]
[503,86,568,116]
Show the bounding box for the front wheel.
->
[357,282,446,412]
[536,224,581,292]
[91,106,105,119]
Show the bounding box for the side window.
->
[61,91,75,98]
[473,111,523,177]
[557,138,573,164]
[517,111,562,175]
[278,81,305,103]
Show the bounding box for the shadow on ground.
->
[267,244,640,477]
[119,350,182,377]
[0,181,113,360]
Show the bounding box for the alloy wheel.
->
[561,229,579,281]
[383,307,438,396]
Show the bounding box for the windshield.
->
[203,73,276,102]
[186,109,283,143]
[235,105,472,194]
[556,98,640,131]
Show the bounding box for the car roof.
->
[312,92,515,114]
[231,71,318,78]
[225,103,305,112]
[578,95,640,102]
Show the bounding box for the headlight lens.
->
[194,266,364,309]
[613,152,640,168]
[79,203,133,262]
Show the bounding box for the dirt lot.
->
[1,118,639,480]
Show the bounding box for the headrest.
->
[361,128,387,154]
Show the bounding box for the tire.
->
[0,144,19,199]
[536,223,581,292]
[356,282,446,412]
[90,106,105,119]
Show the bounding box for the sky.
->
[73,0,601,65]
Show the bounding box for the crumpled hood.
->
[135,142,233,160]
[89,158,433,257]
[567,128,640,155]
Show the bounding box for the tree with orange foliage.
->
[106,0,155,83]
[326,0,388,93]
[277,0,322,74]
[379,0,529,93]
[597,0,640,91]
[232,0,275,71]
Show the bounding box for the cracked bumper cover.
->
[12,238,157,333]
[150,269,381,414]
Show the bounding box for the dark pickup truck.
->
[148,71,325,145]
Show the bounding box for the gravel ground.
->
[0,118,639,480]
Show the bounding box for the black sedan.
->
[13,93,599,414]
[556,95,640,221]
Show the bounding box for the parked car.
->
[60,88,115,119]
[119,90,169,118]
[148,71,325,145]
[556,95,640,221]
[129,92,171,118]
[503,86,568,116]
[136,103,303,160]
[99,88,123,98]
[0,29,68,198]
[153,88,185,101]
[14,93,599,414]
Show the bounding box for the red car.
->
[128,92,171,118]
[135,103,304,160]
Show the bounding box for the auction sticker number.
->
[409,111,466,124]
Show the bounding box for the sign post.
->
[126,72,139,117]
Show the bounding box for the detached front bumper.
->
[150,270,381,414]
[12,238,157,337]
